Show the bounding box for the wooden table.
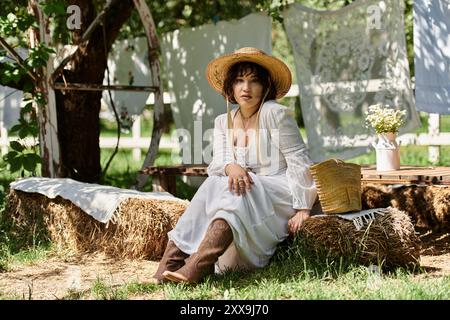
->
[141,165,208,194]
[361,166,450,185]
[141,165,450,194]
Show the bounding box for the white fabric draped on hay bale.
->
[6,182,189,259]
[10,177,182,224]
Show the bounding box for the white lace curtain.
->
[283,0,420,162]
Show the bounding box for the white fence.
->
[1,85,449,163]
[106,114,450,163]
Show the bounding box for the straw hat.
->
[206,47,292,99]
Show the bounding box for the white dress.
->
[168,100,317,273]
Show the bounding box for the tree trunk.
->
[53,0,133,182]
[55,90,102,182]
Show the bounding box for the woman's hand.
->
[288,209,310,236]
[225,163,254,196]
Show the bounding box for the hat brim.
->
[206,52,292,100]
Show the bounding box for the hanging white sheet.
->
[101,37,152,130]
[283,0,420,162]
[0,49,28,129]
[0,86,22,130]
[161,13,272,165]
[414,0,450,114]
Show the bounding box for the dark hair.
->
[222,62,277,104]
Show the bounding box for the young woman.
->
[153,47,317,284]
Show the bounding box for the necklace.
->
[236,108,259,147]
[239,108,258,130]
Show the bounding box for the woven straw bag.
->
[309,159,362,214]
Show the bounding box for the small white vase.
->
[374,132,400,171]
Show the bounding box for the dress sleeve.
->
[207,115,236,176]
[268,107,317,210]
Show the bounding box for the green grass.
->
[159,236,449,300]
[162,269,449,300]
[0,243,51,273]
[48,236,450,300]
[99,107,176,138]
[349,146,450,166]
[414,113,450,133]
[60,270,450,300]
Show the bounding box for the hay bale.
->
[362,184,450,230]
[300,207,421,268]
[361,184,391,209]
[433,187,450,228]
[5,189,188,260]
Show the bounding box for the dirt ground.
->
[0,229,448,300]
[415,228,450,277]
[0,252,161,300]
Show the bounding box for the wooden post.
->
[0,121,8,156]
[132,0,170,190]
[132,115,141,161]
[428,113,440,164]
[28,0,61,177]
[152,174,176,195]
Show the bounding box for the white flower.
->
[365,103,407,134]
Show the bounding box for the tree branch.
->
[0,35,38,82]
[58,0,134,84]
[84,0,135,70]
[51,0,118,83]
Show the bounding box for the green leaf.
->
[9,124,22,133]
[23,81,34,93]
[18,127,29,139]
[9,155,23,173]
[23,153,40,171]
[22,102,33,112]
[28,125,39,137]
[10,141,25,152]
[3,150,18,162]
[28,153,41,167]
